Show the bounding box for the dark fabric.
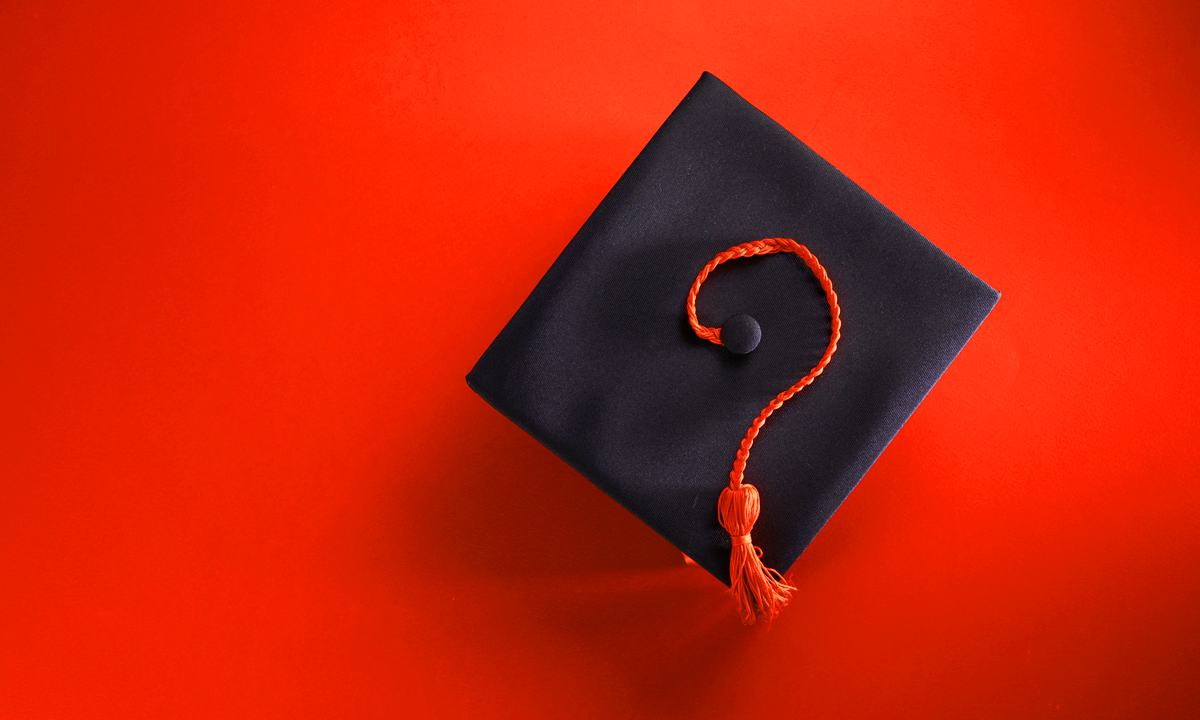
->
[466,72,1000,586]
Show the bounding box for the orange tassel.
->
[688,239,839,625]
[718,483,796,625]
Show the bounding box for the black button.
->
[721,314,761,354]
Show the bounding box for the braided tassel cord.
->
[687,238,840,625]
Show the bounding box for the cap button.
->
[720,314,761,354]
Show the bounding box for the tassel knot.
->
[718,483,796,625]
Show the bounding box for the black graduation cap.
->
[467,72,999,623]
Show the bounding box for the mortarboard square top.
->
[467,72,998,621]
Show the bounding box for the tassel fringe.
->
[718,483,795,625]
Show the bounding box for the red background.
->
[3,0,1199,717]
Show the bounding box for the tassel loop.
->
[718,483,796,625]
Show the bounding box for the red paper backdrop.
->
[3,0,1199,717]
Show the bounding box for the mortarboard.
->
[466,72,999,624]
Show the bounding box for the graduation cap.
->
[467,72,999,624]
